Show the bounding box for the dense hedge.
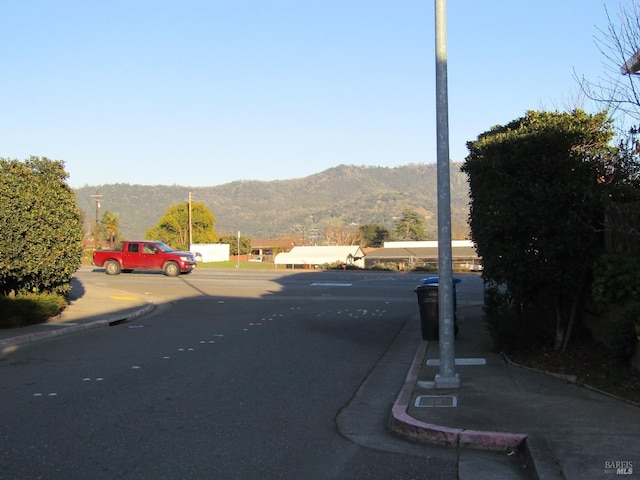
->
[463,110,615,351]
[591,253,640,312]
[591,253,640,359]
[0,157,82,297]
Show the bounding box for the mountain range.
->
[74,163,471,242]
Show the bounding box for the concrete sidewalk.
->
[0,277,154,348]
[389,305,640,479]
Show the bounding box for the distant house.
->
[364,240,480,270]
[274,246,366,269]
[249,238,300,262]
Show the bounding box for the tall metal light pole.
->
[434,0,460,388]
[91,189,102,250]
[188,192,193,248]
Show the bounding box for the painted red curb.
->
[388,338,527,452]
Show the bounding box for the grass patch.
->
[195,261,278,270]
[0,292,67,329]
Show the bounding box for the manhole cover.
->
[415,395,458,408]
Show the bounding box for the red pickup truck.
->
[92,240,196,277]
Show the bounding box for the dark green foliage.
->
[590,253,640,359]
[463,110,615,350]
[607,303,640,360]
[218,234,251,255]
[0,157,83,296]
[410,264,438,272]
[100,210,121,248]
[483,284,552,353]
[0,292,67,328]
[600,130,640,256]
[145,201,217,251]
[463,110,612,302]
[392,209,429,241]
[358,224,389,247]
[591,253,640,312]
[369,262,402,271]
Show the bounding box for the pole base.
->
[434,373,461,389]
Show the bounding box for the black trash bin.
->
[414,276,460,340]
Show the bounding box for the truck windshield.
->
[154,242,175,253]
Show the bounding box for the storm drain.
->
[414,395,458,408]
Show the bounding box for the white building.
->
[274,246,366,269]
[365,240,480,270]
[190,243,230,263]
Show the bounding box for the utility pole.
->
[91,189,102,250]
[434,0,459,388]
[294,224,306,245]
[188,192,193,248]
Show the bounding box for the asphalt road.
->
[0,269,516,480]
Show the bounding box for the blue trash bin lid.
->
[420,276,461,285]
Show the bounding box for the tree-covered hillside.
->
[75,163,470,241]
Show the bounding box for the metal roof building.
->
[274,246,366,269]
[364,240,480,270]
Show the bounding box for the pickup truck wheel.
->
[164,261,180,277]
[105,260,121,275]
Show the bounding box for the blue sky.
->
[0,0,624,188]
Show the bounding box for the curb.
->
[0,303,155,348]
[388,339,528,452]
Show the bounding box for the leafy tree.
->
[462,110,615,351]
[100,210,120,248]
[392,209,428,241]
[146,201,217,250]
[0,157,83,296]
[218,234,252,255]
[600,129,640,254]
[358,224,389,247]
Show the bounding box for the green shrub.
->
[0,157,83,297]
[607,302,640,360]
[591,253,640,312]
[323,261,355,270]
[483,285,551,353]
[410,263,438,272]
[0,293,67,329]
[369,262,400,271]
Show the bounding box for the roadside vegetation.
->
[146,201,218,251]
[0,293,67,329]
[0,157,83,328]
[195,260,278,271]
[463,111,640,403]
